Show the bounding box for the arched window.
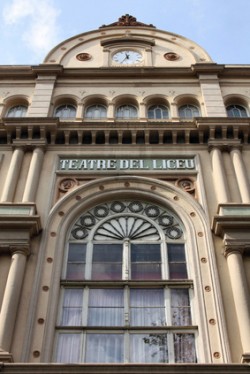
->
[148,105,169,119]
[54,200,197,364]
[6,105,27,117]
[85,105,107,119]
[54,104,76,119]
[178,104,200,118]
[226,104,248,118]
[116,105,138,119]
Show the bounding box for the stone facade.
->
[0,15,250,373]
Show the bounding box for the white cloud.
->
[2,0,60,58]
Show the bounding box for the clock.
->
[112,50,143,65]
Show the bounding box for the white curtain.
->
[56,333,81,363]
[88,289,123,326]
[130,333,168,363]
[171,289,191,326]
[130,289,165,326]
[61,289,83,326]
[86,333,123,363]
[174,333,196,362]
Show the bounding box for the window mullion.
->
[123,240,129,280]
[168,332,175,363]
[124,286,129,326]
[165,287,171,326]
[82,287,89,326]
[85,242,92,280]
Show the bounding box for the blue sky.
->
[0,0,249,66]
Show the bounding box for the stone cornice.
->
[0,364,249,374]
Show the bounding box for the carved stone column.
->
[224,244,250,362]
[22,147,45,202]
[0,246,30,361]
[210,146,230,203]
[230,147,250,203]
[1,147,24,202]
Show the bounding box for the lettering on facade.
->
[59,158,195,171]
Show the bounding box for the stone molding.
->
[0,364,250,374]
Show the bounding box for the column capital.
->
[208,139,241,152]
[224,238,250,258]
[9,245,30,256]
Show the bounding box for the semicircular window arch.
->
[226,104,248,118]
[85,104,107,119]
[147,105,169,119]
[54,104,76,119]
[55,200,197,364]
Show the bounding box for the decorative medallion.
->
[76,53,92,61]
[59,178,78,192]
[71,227,88,240]
[128,201,143,213]
[80,215,96,227]
[165,226,182,239]
[145,205,160,218]
[158,214,174,227]
[164,52,180,61]
[176,178,195,195]
[94,205,109,218]
[110,201,126,213]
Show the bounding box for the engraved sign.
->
[59,158,195,171]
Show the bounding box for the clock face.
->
[112,50,143,65]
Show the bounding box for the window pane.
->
[61,289,83,326]
[227,104,248,118]
[130,333,168,363]
[179,105,199,118]
[86,105,107,119]
[130,289,165,326]
[116,105,137,119]
[167,244,187,279]
[66,243,86,280]
[171,289,191,326]
[147,105,169,119]
[88,289,124,326]
[7,105,27,118]
[174,333,196,363]
[86,334,123,363]
[56,333,81,363]
[131,244,161,280]
[55,105,76,118]
[92,244,123,280]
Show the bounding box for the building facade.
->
[0,14,250,374]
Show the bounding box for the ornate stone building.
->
[0,14,249,374]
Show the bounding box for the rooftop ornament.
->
[100,14,155,28]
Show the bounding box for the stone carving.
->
[100,14,155,28]
[59,178,78,192]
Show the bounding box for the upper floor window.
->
[148,105,169,119]
[178,104,200,118]
[6,105,27,118]
[54,201,197,364]
[226,104,248,118]
[116,105,138,119]
[54,104,76,119]
[85,105,107,119]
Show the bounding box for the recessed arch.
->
[27,176,229,364]
[3,95,30,117]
